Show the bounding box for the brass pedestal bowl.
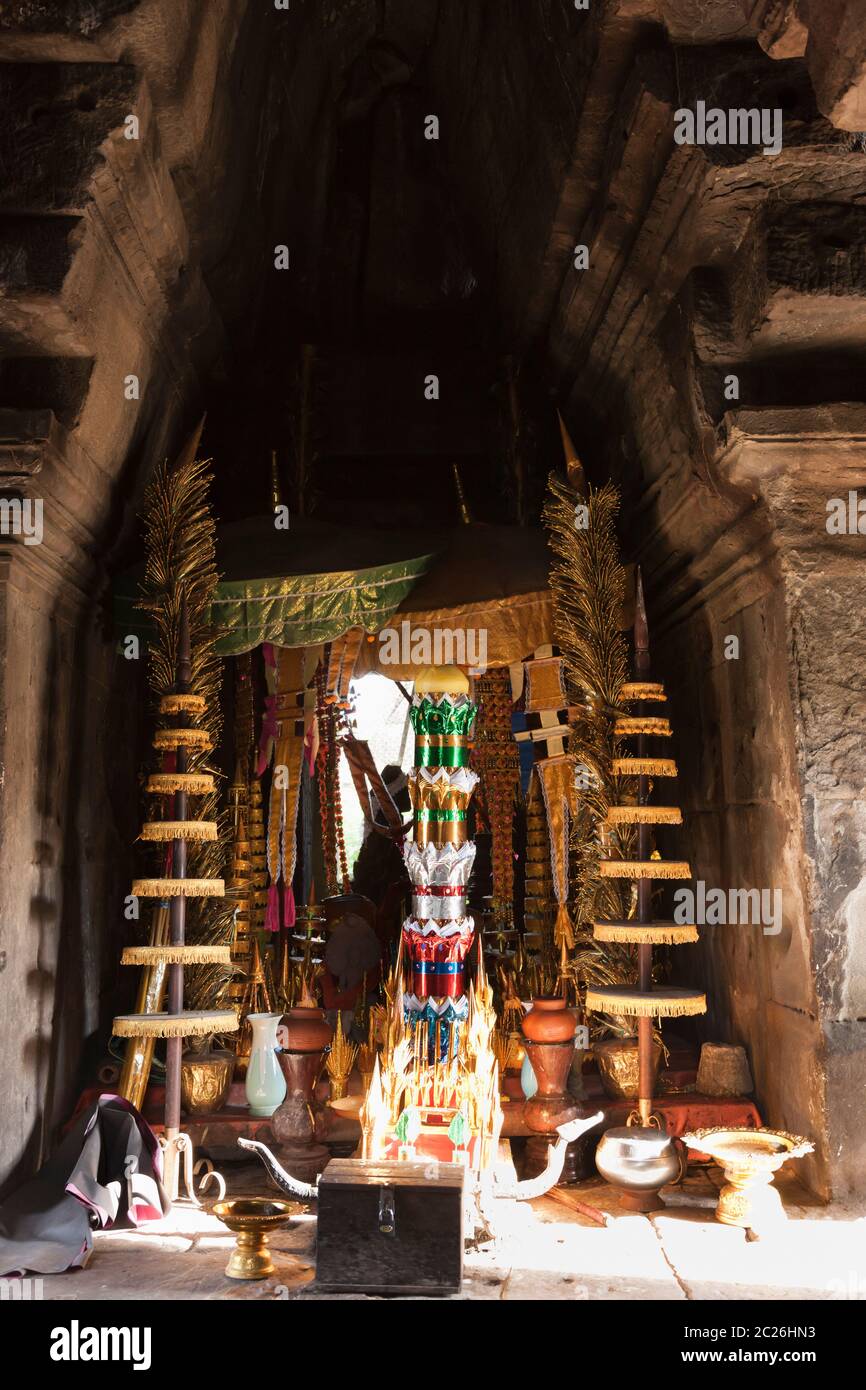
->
[682,1126,813,1237]
[212,1198,296,1280]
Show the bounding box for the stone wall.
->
[0,0,293,1190]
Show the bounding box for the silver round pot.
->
[595,1125,680,1194]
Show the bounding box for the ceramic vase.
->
[245,1013,287,1117]
[520,1050,538,1099]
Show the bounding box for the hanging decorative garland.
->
[472,668,521,921]
[315,658,349,894]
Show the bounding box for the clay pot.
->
[521,997,577,1045]
[277,1006,332,1053]
[593,1037,662,1100]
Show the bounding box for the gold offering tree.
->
[585,571,705,1127]
[113,596,237,1199]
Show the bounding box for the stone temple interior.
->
[1,0,866,1301]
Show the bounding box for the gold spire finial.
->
[558,411,586,498]
[270,449,283,510]
[451,462,473,525]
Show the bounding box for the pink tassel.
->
[265,883,280,933]
[283,883,296,930]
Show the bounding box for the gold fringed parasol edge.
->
[605,806,682,825]
[613,717,672,736]
[612,758,678,777]
[159,693,206,714]
[593,922,699,945]
[586,986,707,1018]
[139,821,218,842]
[598,860,691,880]
[121,945,232,966]
[620,682,666,701]
[131,878,225,898]
[112,1010,239,1039]
[146,773,215,795]
[152,728,213,750]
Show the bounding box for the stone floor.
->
[34,1158,866,1301]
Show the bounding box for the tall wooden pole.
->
[164,591,191,1141]
[634,569,654,1127]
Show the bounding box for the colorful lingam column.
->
[404,667,479,1062]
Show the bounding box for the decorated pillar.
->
[403,666,479,1060]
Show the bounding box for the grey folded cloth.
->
[0,1093,168,1276]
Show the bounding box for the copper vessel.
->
[271,1050,330,1183]
[522,996,577,1044]
[277,1006,332,1053]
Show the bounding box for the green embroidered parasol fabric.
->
[114,516,437,655]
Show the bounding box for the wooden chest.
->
[315,1158,464,1296]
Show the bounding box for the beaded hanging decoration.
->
[472,668,521,917]
[315,658,349,894]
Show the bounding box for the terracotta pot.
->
[277,1006,332,1053]
[521,997,577,1045]
[593,1037,662,1100]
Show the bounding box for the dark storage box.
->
[316,1158,464,1296]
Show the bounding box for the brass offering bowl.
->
[682,1126,813,1234]
[212,1197,295,1279]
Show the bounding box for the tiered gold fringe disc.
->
[585,985,706,1018]
[152,728,213,751]
[593,920,699,945]
[132,878,225,898]
[146,772,215,796]
[598,859,691,880]
[620,682,666,702]
[605,806,682,826]
[139,821,218,842]
[159,694,206,715]
[613,757,677,777]
[121,945,232,966]
[112,1010,238,1039]
[613,717,671,737]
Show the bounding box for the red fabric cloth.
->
[599,1093,762,1161]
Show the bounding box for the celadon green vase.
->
[245,1013,287,1117]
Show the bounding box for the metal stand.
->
[160,1127,226,1205]
[161,594,227,1208]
